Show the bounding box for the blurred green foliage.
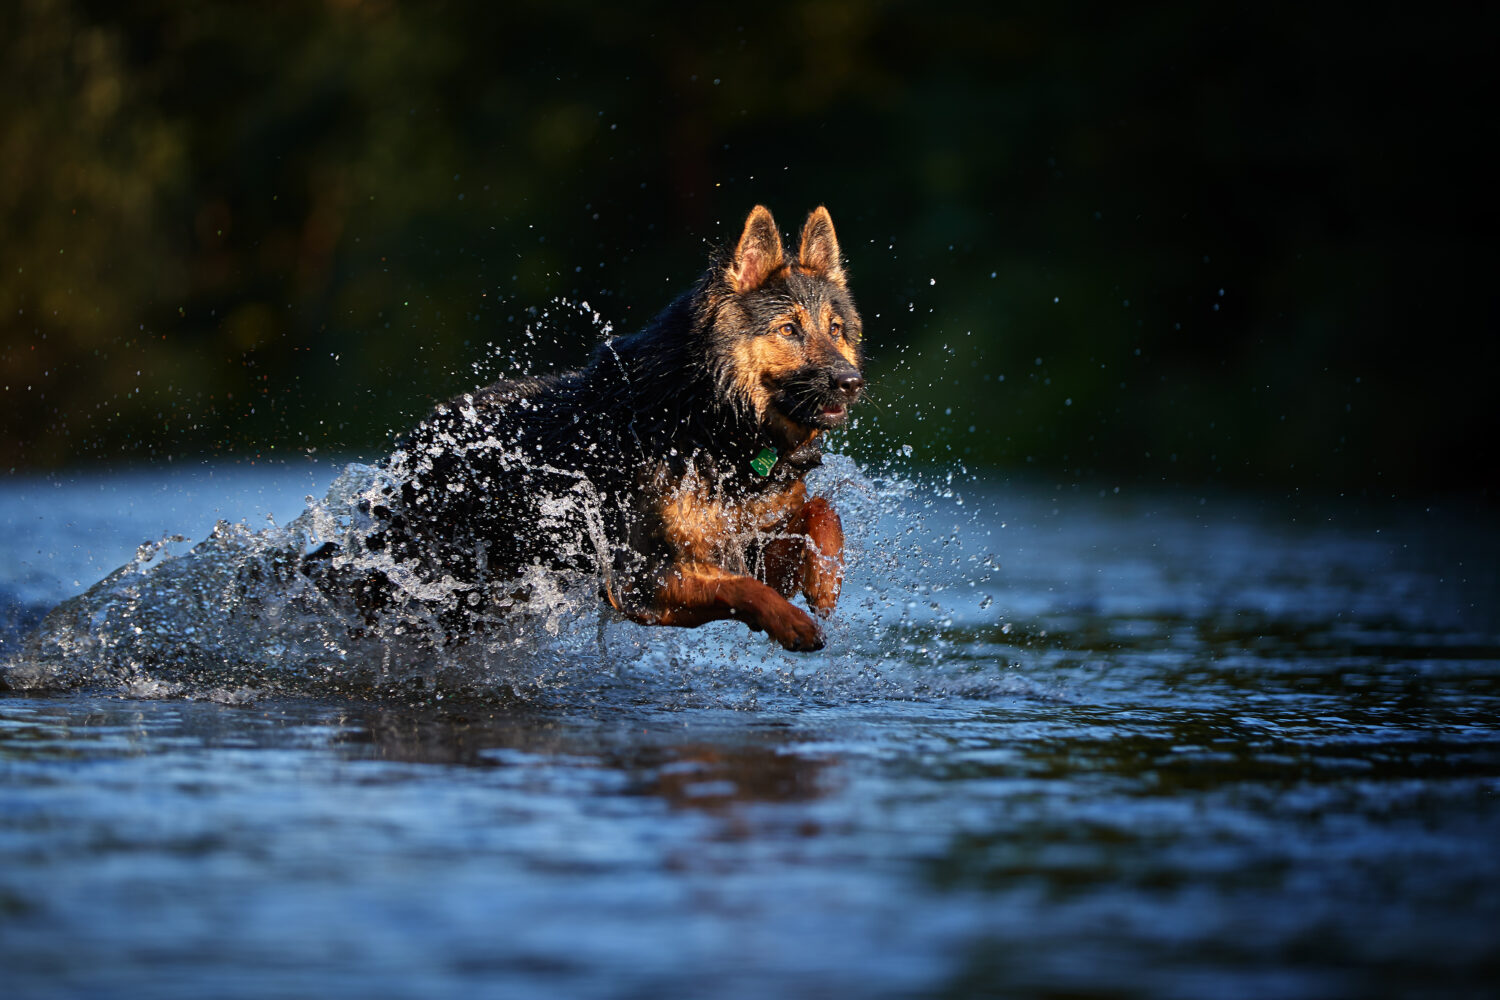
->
[2,0,1495,490]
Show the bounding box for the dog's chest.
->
[655,478,806,563]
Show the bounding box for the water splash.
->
[2,449,1019,707]
[4,287,1014,705]
[2,449,1020,707]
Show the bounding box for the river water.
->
[2,461,1497,999]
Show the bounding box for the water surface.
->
[2,464,1497,999]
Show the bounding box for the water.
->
[2,462,1498,999]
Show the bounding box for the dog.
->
[316,206,864,652]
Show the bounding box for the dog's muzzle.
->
[818,367,863,425]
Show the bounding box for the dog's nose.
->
[837,373,864,398]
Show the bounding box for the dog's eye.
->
[778,323,799,338]
[830,320,843,339]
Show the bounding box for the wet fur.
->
[333,206,864,651]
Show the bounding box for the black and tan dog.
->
[329,206,864,651]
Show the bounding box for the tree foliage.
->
[2,0,1494,489]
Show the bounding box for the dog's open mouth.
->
[769,374,859,431]
[774,398,850,430]
[780,398,852,431]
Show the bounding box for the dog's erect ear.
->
[797,206,845,287]
[726,205,785,294]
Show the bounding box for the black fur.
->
[316,209,864,636]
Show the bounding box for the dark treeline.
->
[2,0,1495,492]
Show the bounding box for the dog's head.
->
[706,206,864,446]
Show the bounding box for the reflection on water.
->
[333,706,837,812]
[1,469,1497,998]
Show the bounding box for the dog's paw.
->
[761,603,825,652]
[798,497,844,618]
[803,567,841,619]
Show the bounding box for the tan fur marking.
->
[658,477,806,566]
[833,327,859,365]
[728,336,774,419]
[728,324,813,423]
[627,563,825,649]
[761,494,844,615]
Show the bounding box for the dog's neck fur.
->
[584,281,811,484]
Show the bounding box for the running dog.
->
[326,206,865,651]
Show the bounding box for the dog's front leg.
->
[621,563,825,651]
[762,496,844,617]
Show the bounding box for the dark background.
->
[3,0,1495,493]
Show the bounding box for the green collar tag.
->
[749,446,779,477]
